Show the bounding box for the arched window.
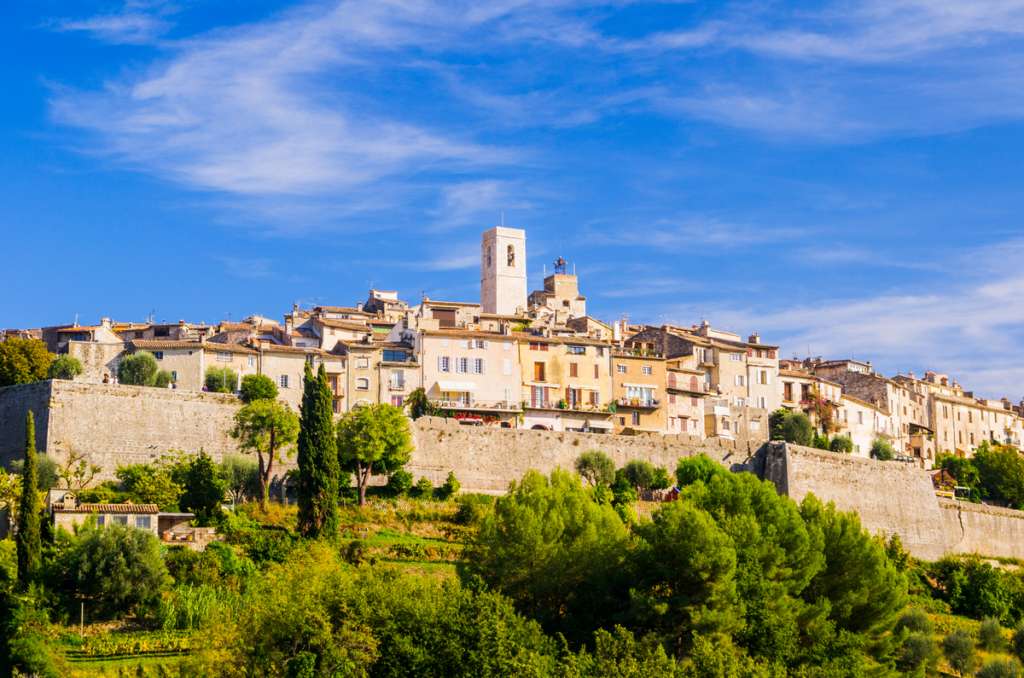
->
[507,244,515,267]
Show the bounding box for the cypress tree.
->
[16,410,42,587]
[296,363,340,539]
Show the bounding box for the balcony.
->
[388,381,406,391]
[526,401,611,413]
[430,398,521,413]
[616,397,660,410]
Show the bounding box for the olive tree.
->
[232,399,300,510]
[336,403,412,506]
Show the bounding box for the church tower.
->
[480,226,527,316]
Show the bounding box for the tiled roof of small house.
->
[53,502,160,514]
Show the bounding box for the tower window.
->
[507,245,515,267]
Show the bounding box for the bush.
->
[205,367,238,393]
[929,556,1024,624]
[898,634,938,674]
[49,523,171,620]
[978,659,1023,678]
[943,630,977,677]
[47,354,83,380]
[1013,622,1024,660]
[386,469,414,496]
[153,370,173,388]
[768,408,814,446]
[454,493,494,525]
[620,459,656,493]
[895,608,934,635]
[344,540,369,565]
[871,438,895,461]
[414,477,433,499]
[651,466,672,491]
[118,351,159,386]
[829,435,854,454]
[239,374,279,403]
[575,451,615,487]
[980,616,1006,651]
[437,471,460,500]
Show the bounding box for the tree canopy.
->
[336,403,412,505]
[46,355,82,381]
[296,363,340,538]
[575,450,616,487]
[0,338,53,387]
[769,409,814,446]
[117,351,159,386]
[232,399,299,509]
[239,374,279,404]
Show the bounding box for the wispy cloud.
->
[215,255,274,280]
[602,217,806,249]
[53,1,175,45]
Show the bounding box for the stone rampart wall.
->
[0,381,52,466]
[408,416,762,492]
[939,499,1024,560]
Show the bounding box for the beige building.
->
[836,394,892,458]
[481,226,527,316]
[517,334,613,432]
[415,328,521,426]
[528,257,587,323]
[665,357,708,437]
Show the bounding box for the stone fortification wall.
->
[0,380,244,479]
[408,416,763,493]
[939,499,1024,561]
[762,443,1024,561]
[0,381,53,466]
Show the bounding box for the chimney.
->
[100,317,112,329]
[748,333,760,344]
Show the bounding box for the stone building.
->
[517,333,613,432]
[480,226,527,316]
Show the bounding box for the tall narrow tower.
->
[480,226,527,315]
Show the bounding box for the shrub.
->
[980,616,1006,651]
[768,408,814,446]
[118,351,159,386]
[153,370,173,388]
[620,460,656,493]
[205,366,238,393]
[871,438,895,461]
[829,435,854,454]
[895,608,934,635]
[454,493,494,525]
[414,477,433,499]
[239,374,279,403]
[943,630,977,677]
[47,354,83,380]
[898,634,938,674]
[1013,622,1024,660]
[978,659,1023,678]
[344,540,369,565]
[575,451,615,487]
[386,469,414,496]
[437,471,460,500]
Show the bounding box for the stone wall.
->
[68,340,124,383]
[761,442,1024,561]
[407,416,763,493]
[0,380,245,478]
[0,381,52,466]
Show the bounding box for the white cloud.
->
[53,1,175,45]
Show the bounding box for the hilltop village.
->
[5,226,1023,467]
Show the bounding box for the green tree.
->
[239,374,279,404]
[870,437,895,461]
[118,351,159,386]
[769,409,814,446]
[47,354,82,380]
[631,501,740,654]
[220,454,260,505]
[296,363,340,539]
[651,466,672,491]
[936,453,981,500]
[621,459,656,495]
[405,387,437,419]
[943,630,977,677]
[50,523,171,619]
[336,403,412,506]
[414,476,433,498]
[180,450,226,525]
[153,370,173,388]
[974,443,1024,508]
[116,463,182,510]
[56,449,101,493]
[16,411,42,587]
[676,454,724,487]
[231,399,300,510]
[575,450,616,487]
[438,471,460,500]
[0,337,54,387]
[205,366,238,393]
[980,617,1006,651]
[829,435,854,454]
[897,634,939,675]
[386,469,413,496]
[460,469,632,644]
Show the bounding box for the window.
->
[153,351,164,360]
[456,357,469,373]
[502,358,512,375]
[759,370,769,385]
[216,352,231,363]
[729,353,742,362]
[569,363,578,378]
[170,370,177,382]
[758,396,767,409]
[619,417,625,426]
[474,339,488,349]
[383,350,408,362]
[590,391,599,406]
[669,393,676,404]
[391,396,404,407]
[389,371,405,390]
[616,364,627,374]
[113,515,128,525]
[631,411,640,426]
[567,345,586,355]
[784,382,793,401]
[529,342,548,351]
[473,358,485,374]
[135,516,151,529]
[641,365,652,376]
[356,357,369,369]
[356,377,369,390]
[858,411,864,425]
[534,362,546,382]
[735,375,745,387]
[280,374,289,389]
[97,515,105,526]
[507,244,515,267]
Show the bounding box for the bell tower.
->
[480,226,527,316]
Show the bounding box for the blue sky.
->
[3,0,1024,398]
